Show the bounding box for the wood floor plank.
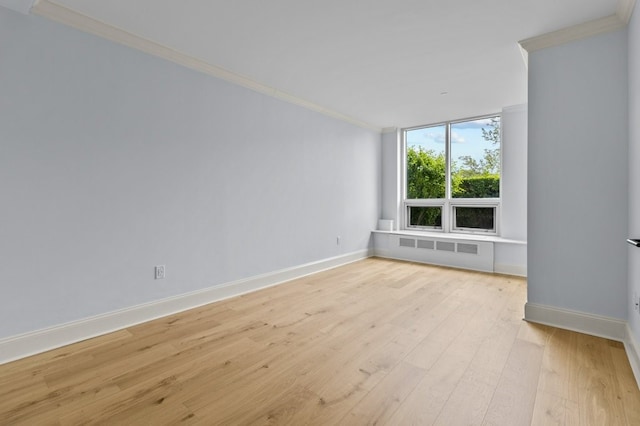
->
[575,366,628,425]
[537,327,580,401]
[387,347,476,424]
[1,257,639,425]
[338,361,425,425]
[530,390,580,426]
[482,338,545,426]
[434,375,497,426]
[403,307,478,371]
[57,375,193,425]
[610,343,640,424]
[431,285,525,425]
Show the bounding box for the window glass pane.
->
[454,207,495,231]
[450,117,500,198]
[408,206,442,228]
[406,125,446,199]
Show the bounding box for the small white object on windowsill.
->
[377,219,394,232]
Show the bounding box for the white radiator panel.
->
[373,233,494,273]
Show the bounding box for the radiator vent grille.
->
[436,241,456,252]
[417,239,434,249]
[457,243,479,254]
[382,234,493,272]
[399,238,416,248]
[398,237,479,255]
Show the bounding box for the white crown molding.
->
[517,43,528,69]
[381,127,398,134]
[617,0,637,24]
[0,0,36,14]
[30,0,381,132]
[0,249,372,365]
[519,14,625,53]
[501,103,528,113]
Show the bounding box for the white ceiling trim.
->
[519,14,625,52]
[0,0,36,14]
[617,0,637,23]
[31,0,381,132]
[517,43,529,69]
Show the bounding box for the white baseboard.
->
[0,249,371,366]
[374,250,491,274]
[373,251,527,277]
[524,303,627,341]
[493,263,527,277]
[625,325,640,389]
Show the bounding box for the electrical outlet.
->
[337,236,341,245]
[155,265,166,280]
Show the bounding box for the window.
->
[404,115,501,234]
[407,206,442,229]
[452,206,496,232]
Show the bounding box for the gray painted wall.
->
[0,9,381,339]
[528,29,628,319]
[500,104,527,242]
[494,104,528,275]
[380,130,400,227]
[629,8,640,343]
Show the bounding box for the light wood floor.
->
[1,258,639,425]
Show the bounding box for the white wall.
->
[494,104,528,276]
[500,104,527,242]
[380,129,400,228]
[628,7,640,344]
[528,29,628,319]
[0,9,381,339]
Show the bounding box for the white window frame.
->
[405,203,444,230]
[402,114,502,236]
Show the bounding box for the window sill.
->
[371,229,526,245]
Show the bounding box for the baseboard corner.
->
[524,302,627,342]
[624,324,640,389]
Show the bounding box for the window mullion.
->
[445,123,451,200]
[445,123,451,232]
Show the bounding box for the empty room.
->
[2,0,640,424]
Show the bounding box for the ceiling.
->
[30,0,623,129]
